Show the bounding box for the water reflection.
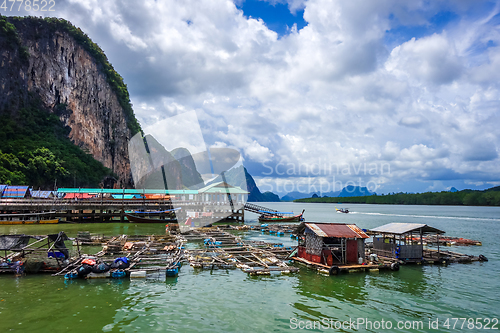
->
[294,268,369,305]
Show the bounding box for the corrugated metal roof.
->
[0,185,7,197]
[30,190,55,198]
[305,223,369,239]
[64,193,94,199]
[57,188,198,194]
[370,223,445,235]
[112,194,136,199]
[198,181,249,194]
[2,186,29,198]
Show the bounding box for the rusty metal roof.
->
[305,223,369,239]
[370,223,445,235]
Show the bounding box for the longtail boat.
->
[125,208,180,223]
[258,209,305,223]
[0,212,59,225]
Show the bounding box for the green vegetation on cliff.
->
[295,187,500,206]
[0,99,113,189]
[0,15,29,60]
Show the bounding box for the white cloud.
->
[386,34,463,85]
[25,0,500,193]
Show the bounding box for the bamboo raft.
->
[185,228,298,275]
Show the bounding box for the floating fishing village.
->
[0,184,488,281]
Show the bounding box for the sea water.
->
[0,203,499,332]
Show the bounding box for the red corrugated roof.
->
[64,193,94,199]
[305,223,369,239]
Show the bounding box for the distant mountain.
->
[485,186,500,192]
[207,165,280,202]
[449,187,458,192]
[281,186,374,200]
[281,190,341,201]
[129,134,206,190]
[260,191,281,202]
[338,185,375,197]
[171,148,204,189]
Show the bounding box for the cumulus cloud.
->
[14,0,500,193]
[385,34,463,85]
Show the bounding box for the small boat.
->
[258,209,305,223]
[125,208,180,223]
[335,207,349,214]
[0,211,59,225]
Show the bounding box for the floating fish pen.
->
[55,234,186,280]
[0,232,71,275]
[72,231,110,246]
[184,228,298,275]
[423,235,482,246]
[259,224,297,234]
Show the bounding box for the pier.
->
[0,200,286,224]
[0,198,246,223]
[0,183,287,224]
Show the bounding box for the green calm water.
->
[0,203,499,332]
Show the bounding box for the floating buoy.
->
[166,267,179,277]
[111,269,127,278]
[390,262,400,271]
[91,262,110,273]
[76,264,92,277]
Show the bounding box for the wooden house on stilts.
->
[369,223,445,262]
[295,223,369,270]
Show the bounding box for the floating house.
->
[370,223,445,261]
[295,223,369,266]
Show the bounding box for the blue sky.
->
[9,0,500,196]
[236,0,307,37]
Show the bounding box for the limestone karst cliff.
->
[0,15,139,187]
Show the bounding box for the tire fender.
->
[329,265,340,276]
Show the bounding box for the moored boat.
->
[125,213,177,223]
[258,209,305,223]
[0,212,59,225]
[125,208,180,223]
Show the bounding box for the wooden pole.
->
[437,233,440,258]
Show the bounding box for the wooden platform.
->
[292,256,395,275]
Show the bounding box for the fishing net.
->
[23,258,44,273]
[0,235,31,251]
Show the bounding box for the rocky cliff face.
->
[0,17,134,186]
